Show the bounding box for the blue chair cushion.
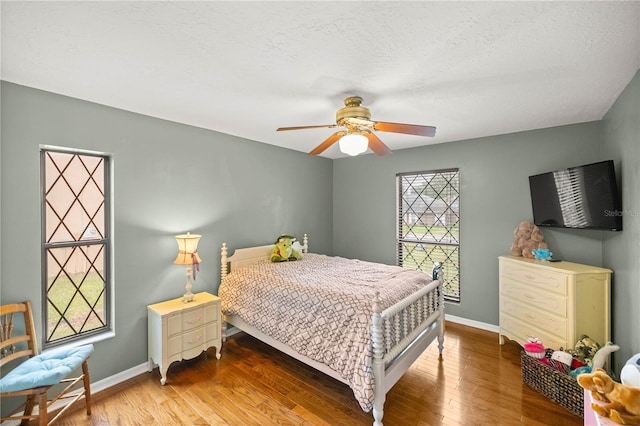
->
[0,344,94,393]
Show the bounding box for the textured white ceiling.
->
[2,1,639,158]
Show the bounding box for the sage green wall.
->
[333,122,608,325]
[602,70,640,375]
[1,70,638,400]
[0,82,333,385]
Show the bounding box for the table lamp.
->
[174,232,202,303]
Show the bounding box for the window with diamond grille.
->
[41,148,111,346]
[397,169,460,302]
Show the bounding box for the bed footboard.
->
[370,269,445,426]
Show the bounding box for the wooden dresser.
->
[499,256,611,350]
[147,292,221,385]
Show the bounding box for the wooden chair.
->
[0,301,94,425]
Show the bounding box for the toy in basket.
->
[549,350,573,374]
[524,338,573,373]
[523,337,545,359]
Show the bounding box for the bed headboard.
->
[221,234,308,279]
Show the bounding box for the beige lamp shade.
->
[173,232,202,265]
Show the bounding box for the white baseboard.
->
[92,362,149,394]
[445,314,499,333]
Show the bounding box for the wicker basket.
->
[521,351,583,417]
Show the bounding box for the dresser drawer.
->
[501,296,567,339]
[501,278,567,316]
[501,261,567,295]
[501,313,567,350]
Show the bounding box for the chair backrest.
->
[0,301,38,368]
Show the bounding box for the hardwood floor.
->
[55,322,583,425]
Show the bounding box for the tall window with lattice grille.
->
[41,148,112,346]
[397,169,460,302]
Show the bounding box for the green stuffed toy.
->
[569,334,602,365]
[270,235,303,262]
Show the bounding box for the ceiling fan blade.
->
[364,132,392,156]
[277,124,338,131]
[309,131,346,155]
[373,121,436,137]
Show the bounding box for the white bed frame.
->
[220,234,445,426]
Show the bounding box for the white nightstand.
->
[147,292,221,385]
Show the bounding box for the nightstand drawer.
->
[167,333,182,358]
[501,262,567,295]
[168,314,182,336]
[204,304,219,323]
[206,322,219,341]
[183,307,206,331]
[182,327,205,350]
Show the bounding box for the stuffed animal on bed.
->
[270,235,303,262]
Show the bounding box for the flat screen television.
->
[528,160,622,231]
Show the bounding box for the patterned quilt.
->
[218,253,434,411]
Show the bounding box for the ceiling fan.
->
[277,96,436,156]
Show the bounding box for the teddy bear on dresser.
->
[510,221,548,259]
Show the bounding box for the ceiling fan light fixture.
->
[339,133,368,156]
[278,96,435,156]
